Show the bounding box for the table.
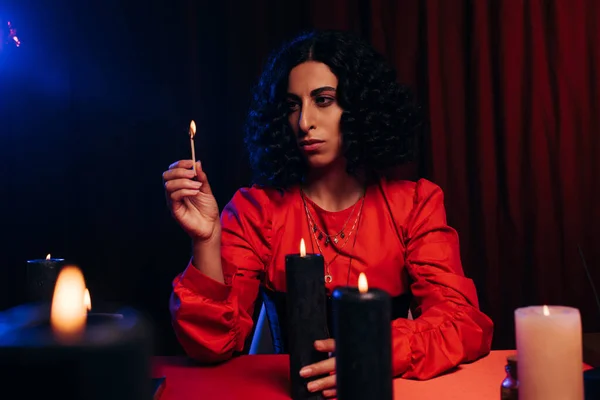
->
[153,350,533,399]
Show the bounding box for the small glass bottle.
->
[501,354,519,400]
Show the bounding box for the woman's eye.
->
[287,101,299,110]
[315,96,334,106]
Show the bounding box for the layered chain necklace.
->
[301,190,365,283]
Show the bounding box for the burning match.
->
[189,120,197,177]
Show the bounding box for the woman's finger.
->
[164,178,202,193]
[168,160,195,170]
[299,357,335,378]
[306,374,336,393]
[170,189,201,202]
[314,339,335,352]
[195,162,213,194]
[163,167,196,182]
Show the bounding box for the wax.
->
[26,257,65,303]
[333,283,392,400]
[515,305,583,400]
[285,251,329,400]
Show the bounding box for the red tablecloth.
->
[152,350,591,400]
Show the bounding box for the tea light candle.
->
[515,305,583,400]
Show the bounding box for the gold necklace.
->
[302,195,365,283]
[301,191,361,245]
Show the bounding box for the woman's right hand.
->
[162,160,220,243]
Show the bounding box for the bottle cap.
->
[507,354,517,365]
[506,353,518,378]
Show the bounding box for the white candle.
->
[515,305,583,400]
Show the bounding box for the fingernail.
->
[307,382,318,392]
[299,367,312,377]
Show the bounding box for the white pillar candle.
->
[515,305,583,400]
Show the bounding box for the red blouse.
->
[170,178,494,380]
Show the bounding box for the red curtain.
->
[181,0,600,349]
[372,0,600,347]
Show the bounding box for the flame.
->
[543,305,550,316]
[189,120,196,138]
[83,288,91,311]
[300,238,306,257]
[358,272,368,293]
[50,266,87,342]
[46,254,51,260]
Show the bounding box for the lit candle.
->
[0,265,151,400]
[25,253,65,303]
[333,273,392,400]
[515,305,584,400]
[286,238,329,400]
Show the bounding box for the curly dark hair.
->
[244,29,423,189]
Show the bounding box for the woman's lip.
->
[300,142,325,151]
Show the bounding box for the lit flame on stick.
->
[189,120,196,139]
[46,254,51,260]
[300,238,306,257]
[543,305,550,316]
[358,273,368,293]
[50,266,87,342]
[189,120,197,176]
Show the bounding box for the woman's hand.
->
[162,160,220,242]
[300,339,337,398]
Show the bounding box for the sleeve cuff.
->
[392,320,414,377]
[179,261,232,302]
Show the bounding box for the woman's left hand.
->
[299,339,337,398]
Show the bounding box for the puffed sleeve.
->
[169,186,272,363]
[391,179,494,379]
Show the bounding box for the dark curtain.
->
[418,0,600,349]
[1,0,598,355]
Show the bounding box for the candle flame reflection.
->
[50,266,87,342]
[543,305,550,316]
[358,272,368,293]
[46,253,51,260]
[83,288,91,311]
[300,238,306,257]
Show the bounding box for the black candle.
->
[26,254,65,303]
[286,238,330,400]
[332,273,392,400]
[0,266,152,400]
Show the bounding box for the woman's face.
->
[286,61,344,169]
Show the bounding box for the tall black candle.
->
[286,238,330,400]
[333,273,392,400]
[0,266,152,400]
[26,254,65,303]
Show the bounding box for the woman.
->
[164,30,493,396]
